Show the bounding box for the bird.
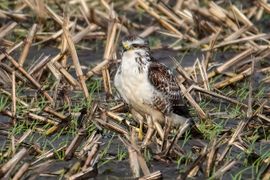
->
[114,35,193,143]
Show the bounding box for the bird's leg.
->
[131,108,144,141]
[161,116,172,152]
[138,119,144,141]
[142,115,155,147]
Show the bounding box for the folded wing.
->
[148,61,190,117]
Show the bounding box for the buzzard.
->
[114,35,192,143]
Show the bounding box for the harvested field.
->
[0,0,270,179]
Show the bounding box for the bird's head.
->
[121,35,149,52]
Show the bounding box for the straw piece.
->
[218,101,266,163]
[82,143,99,170]
[190,85,245,107]
[106,111,130,125]
[43,106,67,120]
[78,131,101,158]
[208,2,238,31]
[2,51,54,103]
[0,88,29,107]
[180,147,207,179]
[173,0,184,10]
[0,10,28,21]
[16,129,32,145]
[230,5,255,29]
[68,166,97,180]
[109,102,125,112]
[257,0,270,14]
[139,171,162,180]
[0,41,23,62]
[128,128,140,178]
[137,0,183,38]
[23,0,47,21]
[94,118,129,136]
[256,0,267,20]
[31,146,66,166]
[179,84,207,119]
[0,63,24,83]
[139,26,160,38]
[28,55,51,76]
[119,136,151,176]
[261,163,270,180]
[206,140,218,177]
[45,4,63,25]
[190,85,270,123]
[205,33,270,50]
[12,163,29,180]
[172,57,193,84]
[85,60,110,79]
[65,130,86,160]
[0,148,27,177]
[28,112,59,125]
[11,71,16,124]
[80,0,90,17]
[18,24,37,66]
[214,67,251,89]
[204,28,222,69]
[0,110,14,118]
[211,160,237,179]
[163,120,190,157]
[64,161,81,178]
[63,19,89,98]
[100,5,119,96]
[247,60,255,118]
[155,2,195,37]
[197,58,210,90]
[72,26,95,43]
[53,61,80,87]
[224,25,251,42]
[0,22,17,40]
[34,23,74,45]
[208,48,254,78]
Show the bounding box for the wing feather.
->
[148,61,190,116]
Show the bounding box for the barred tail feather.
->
[169,113,189,127]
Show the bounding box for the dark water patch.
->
[0,114,10,124]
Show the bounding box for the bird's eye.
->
[133,44,139,48]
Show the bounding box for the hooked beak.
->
[122,42,130,51]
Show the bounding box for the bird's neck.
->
[122,49,151,63]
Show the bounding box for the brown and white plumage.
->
[114,35,191,141]
[148,61,190,116]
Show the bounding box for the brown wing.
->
[148,62,190,117]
